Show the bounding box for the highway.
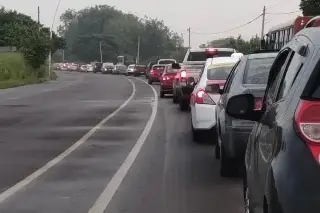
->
[0,71,243,213]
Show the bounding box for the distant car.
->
[146,62,157,79]
[113,64,127,75]
[60,63,68,71]
[172,63,204,110]
[148,64,166,84]
[159,64,180,97]
[215,52,277,177]
[80,65,87,72]
[133,65,147,76]
[126,64,136,76]
[190,57,240,142]
[101,62,114,74]
[86,64,94,72]
[93,62,103,73]
[157,59,177,65]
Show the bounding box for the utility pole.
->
[62,49,65,62]
[37,7,40,24]
[136,36,140,65]
[260,6,266,49]
[187,27,191,49]
[99,41,103,62]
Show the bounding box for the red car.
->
[133,65,147,76]
[159,64,180,98]
[148,64,165,84]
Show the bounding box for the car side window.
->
[263,49,292,108]
[223,61,240,93]
[276,52,304,101]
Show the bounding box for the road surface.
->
[0,71,243,213]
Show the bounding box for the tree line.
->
[56,5,187,64]
[0,7,65,73]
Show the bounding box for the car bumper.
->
[149,76,161,81]
[192,104,216,130]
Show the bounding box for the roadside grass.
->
[0,52,57,89]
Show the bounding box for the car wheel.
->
[179,98,189,111]
[148,79,152,85]
[220,146,236,177]
[215,143,220,159]
[192,125,202,142]
[145,74,148,79]
[160,89,165,98]
[172,91,178,103]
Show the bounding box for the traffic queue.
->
[144,22,320,213]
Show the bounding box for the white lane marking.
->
[88,77,158,213]
[8,97,19,100]
[0,78,136,204]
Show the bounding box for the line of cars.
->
[144,25,320,213]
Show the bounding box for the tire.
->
[172,90,178,103]
[192,125,202,142]
[179,98,189,111]
[160,89,165,98]
[145,74,148,79]
[220,146,237,177]
[148,79,152,85]
[215,143,220,159]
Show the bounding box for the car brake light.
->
[195,89,215,105]
[254,97,263,110]
[205,48,218,57]
[181,70,187,78]
[294,99,320,164]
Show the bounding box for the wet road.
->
[0,71,243,213]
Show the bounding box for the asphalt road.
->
[0,71,243,213]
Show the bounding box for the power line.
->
[266,11,300,15]
[191,14,262,35]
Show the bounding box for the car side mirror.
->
[172,63,181,69]
[226,94,263,121]
[205,83,220,94]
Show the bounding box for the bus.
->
[263,16,314,50]
[117,55,125,64]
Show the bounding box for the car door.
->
[217,59,242,144]
[250,39,311,211]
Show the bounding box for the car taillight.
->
[195,90,215,105]
[294,99,320,163]
[254,97,263,110]
[181,70,187,78]
[162,76,170,81]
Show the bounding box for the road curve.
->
[0,72,243,213]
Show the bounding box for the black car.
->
[215,52,277,177]
[93,62,103,73]
[226,27,320,213]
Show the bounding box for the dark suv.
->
[93,62,103,73]
[226,27,320,213]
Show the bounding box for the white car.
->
[126,64,135,75]
[86,64,94,72]
[190,56,241,142]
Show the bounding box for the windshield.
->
[158,60,175,64]
[128,65,135,69]
[181,64,203,72]
[187,51,234,61]
[153,66,165,70]
[207,65,234,80]
[243,57,275,84]
[166,65,179,73]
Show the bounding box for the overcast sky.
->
[2,0,301,47]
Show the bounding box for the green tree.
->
[300,0,320,16]
[58,5,184,64]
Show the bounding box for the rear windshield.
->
[158,60,175,64]
[243,57,275,84]
[187,51,234,61]
[166,66,179,73]
[207,65,234,80]
[153,66,165,70]
[181,65,203,72]
[128,65,135,69]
